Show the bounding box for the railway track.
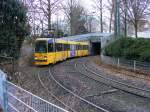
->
[75,59,150,99]
[47,58,150,112]
[49,65,110,112]
[7,62,109,112]
[11,58,149,112]
[14,57,150,112]
[37,69,77,112]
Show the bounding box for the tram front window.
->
[35,41,47,53]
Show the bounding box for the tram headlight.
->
[34,57,38,60]
[43,56,47,60]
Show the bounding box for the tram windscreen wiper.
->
[35,41,47,53]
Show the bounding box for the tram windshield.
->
[35,41,47,53]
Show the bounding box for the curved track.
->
[37,69,77,112]
[16,57,150,112]
[15,66,109,112]
[75,60,150,99]
[46,58,150,112]
[49,65,110,112]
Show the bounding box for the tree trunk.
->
[100,0,103,33]
[124,11,127,37]
[90,20,92,32]
[124,0,127,37]
[109,11,113,33]
[48,0,51,30]
[70,13,74,35]
[135,23,138,38]
[70,0,74,35]
[48,14,51,30]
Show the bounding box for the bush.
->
[140,50,150,62]
[104,37,150,62]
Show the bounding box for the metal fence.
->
[101,55,150,75]
[0,70,68,112]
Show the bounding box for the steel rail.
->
[49,66,110,112]
[82,62,150,98]
[89,61,150,81]
[37,71,75,112]
[84,62,150,93]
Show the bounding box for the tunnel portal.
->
[90,42,101,55]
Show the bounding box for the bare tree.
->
[93,0,103,33]
[88,17,94,32]
[38,0,62,30]
[86,16,99,33]
[107,0,115,33]
[22,0,45,35]
[120,0,128,37]
[62,0,86,35]
[125,0,150,38]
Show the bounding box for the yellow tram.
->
[34,38,89,65]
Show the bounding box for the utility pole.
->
[48,0,51,30]
[124,0,127,37]
[100,0,103,33]
[56,13,59,37]
[33,11,36,35]
[41,20,44,33]
[70,0,73,35]
[114,0,120,37]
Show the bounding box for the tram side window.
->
[86,45,89,50]
[79,45,81,50]
[64,44,66,51]
[62,44,64,51]
[67,44,70,50]
[74,45,76,50]
[70,44,76,50]
[56,43,62,52]
[76,45,78,50]
[81,45,83,50]
[83,45,88,50]
[84,45,87,50]
[48,43,53,52]
[77,45,81,50]
[77,45,80,50]
[60,44,62,51]
[82,45,84,50]
[64,44,68,51]
[83,45,86,50]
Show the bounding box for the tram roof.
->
[35,38,89,45]
[61,32,113,42]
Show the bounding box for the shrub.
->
[104,37,150,62]
[140,50,150,62]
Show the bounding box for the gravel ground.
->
[89,56,150,91]
[51,57,150,112]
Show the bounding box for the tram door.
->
[70,45,75,57]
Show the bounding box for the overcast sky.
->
[81,0,109,13]
[81,0,94,11]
